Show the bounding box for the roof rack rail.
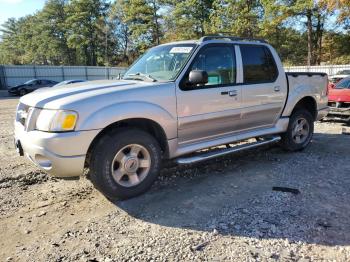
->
[199,35,268,44]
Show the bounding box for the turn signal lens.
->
[61,114,77,130]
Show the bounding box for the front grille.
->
[328,102,336,107]
[16,103,30,127]
[328,102,350,108]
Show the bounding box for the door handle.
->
[221,90,237,97]
[229,91,237,97]
[274,86,280,92]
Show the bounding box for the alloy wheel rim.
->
[292,117,310,144]
[111,144,151,187]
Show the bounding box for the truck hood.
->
[19,80,154,109]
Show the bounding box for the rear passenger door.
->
[238,44,287,130]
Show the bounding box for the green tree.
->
[165,0,213,40]
[65,0,109,65]
[110,0,163,60]
[38,0,76,64]
[0,18,24,64]
[210,0,263,37]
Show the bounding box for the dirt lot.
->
[0,95,350,262]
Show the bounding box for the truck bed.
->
[283,72,329,119]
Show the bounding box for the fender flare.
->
[282,84,319,117]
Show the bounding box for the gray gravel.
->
[0,96,350,261]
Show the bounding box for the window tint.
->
[240,45,278,84]
[189,45,236,87]
[336,79,350,89]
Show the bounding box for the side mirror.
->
[189,70,208,85]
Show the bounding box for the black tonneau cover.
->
[286,72,327,77]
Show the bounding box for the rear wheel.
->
[280,109,314,151]
[89,128,162,200]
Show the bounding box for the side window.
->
[336,79,350,89]
[240,45,278,84]
[184,45,236,89]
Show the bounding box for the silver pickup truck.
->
[14,36,329,199]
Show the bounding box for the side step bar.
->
[176,136,281,165]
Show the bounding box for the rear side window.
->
[240,45,278,84]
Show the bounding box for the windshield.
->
[335,78,350,89]
[24,79,36,84]
[337,70,350,75]
[123,44,197,82]
[54,81,69,87]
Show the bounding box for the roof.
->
[158,35,269,47]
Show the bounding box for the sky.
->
[0,0,46,26]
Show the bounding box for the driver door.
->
[176,44,243,145]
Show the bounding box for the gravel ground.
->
[0,96,350,261]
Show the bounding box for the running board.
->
[176,136,281,165]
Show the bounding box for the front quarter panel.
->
[77,101,178,139]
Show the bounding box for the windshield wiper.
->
[124,72,157,82]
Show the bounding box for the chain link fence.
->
[0,65,127,89]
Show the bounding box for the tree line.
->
[0,0,349,67]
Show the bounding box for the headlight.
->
[35,109,78,132]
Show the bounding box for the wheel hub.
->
[111,144,151,187]
[292,117,309,144]
[123,157,139,173]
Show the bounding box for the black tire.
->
[280,108,314,151]
[19,89,27,96]
[89,128,162,200]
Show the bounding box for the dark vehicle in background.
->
[33,80,88,93]
[8,79,58,96]
[53,79,86,87]
[327,76,350,123]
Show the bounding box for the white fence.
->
[0,65,127,89]
[284,64,350,76]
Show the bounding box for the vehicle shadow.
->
[0,95,19,100]
[112,132,350,246]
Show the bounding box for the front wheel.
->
[89,128,162,200]
[280,109,314,151]
[19,89,27,96]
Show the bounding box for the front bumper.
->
[8,89,18,95]
[14,121,101,177]
[326,107,350,122]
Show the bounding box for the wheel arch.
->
[292,96,318,120]
[283,96,318,121]
[85,118,169,167]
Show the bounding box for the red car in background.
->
[328,70,350,89]
[327,76,350,123]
